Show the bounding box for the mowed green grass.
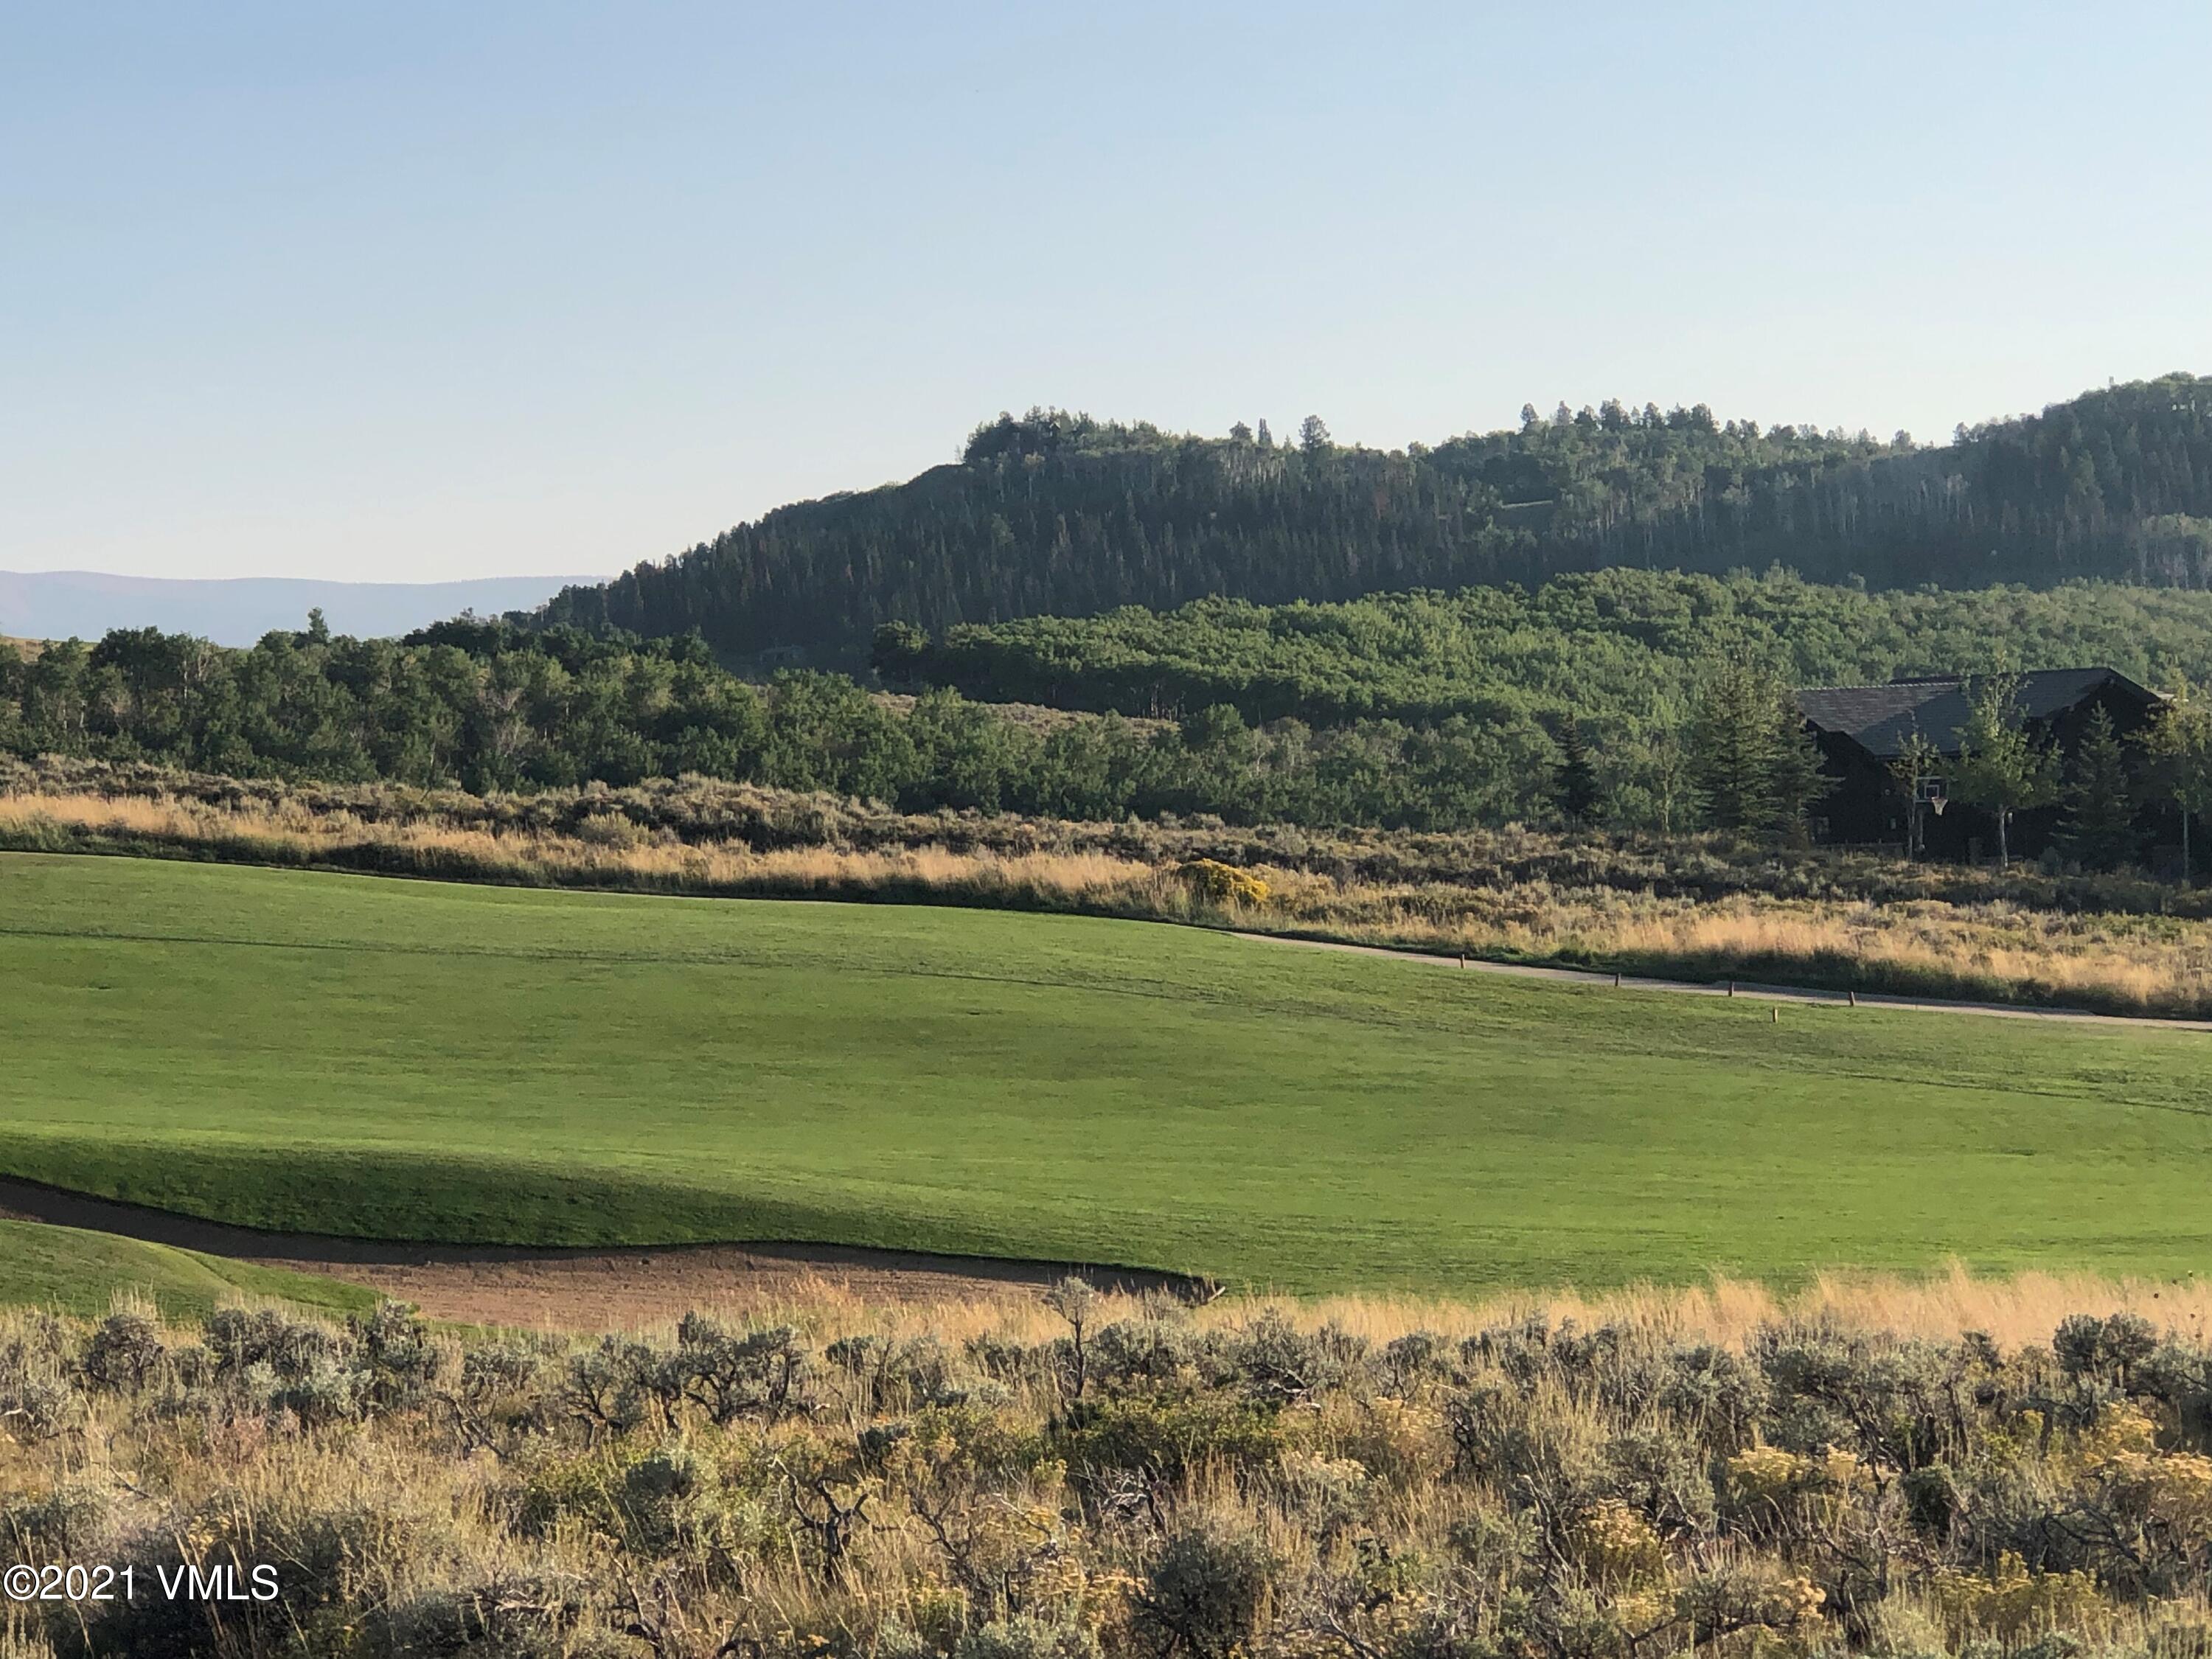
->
[0,1218,375,1320]
[3,851,2211,1294]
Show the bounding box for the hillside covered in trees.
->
[873,568,2212,728]
[11,575,2212,847]
[536,375,2212,664]
[0,614,1570,830]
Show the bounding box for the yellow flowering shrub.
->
[1724,1445,1806,1509]
[1082,1568,1146,1644]
[1566,1498,1668,1589]
[1175,858,1270,906]
[1927,1551,2104,1640]
[2070,1402,2160,1469]
[1724,1444,1873,1514]
[2074,1407,2212,1548]
[1987,1402,2154,1480]
[2107,1447,2212,1537]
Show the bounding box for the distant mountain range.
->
[0,571,604,647]
[538,372,2212,667]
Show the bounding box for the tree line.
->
[6,600,2208,861]
[0,613,1557,827]
[0,611,1801,834]
[534,374,2212,663]
[0,619,1579,830]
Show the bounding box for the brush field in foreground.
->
[3,852,2211,1293]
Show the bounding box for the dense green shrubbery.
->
[4,1294,2212,1658]
[879,568,2212,731]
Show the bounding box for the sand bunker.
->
[0,1177,1197,1329]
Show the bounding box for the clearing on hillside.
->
[3,852,2211,1294]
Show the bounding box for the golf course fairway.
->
[4,852,2209,1293]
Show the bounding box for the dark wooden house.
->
[1795,668,2166,860]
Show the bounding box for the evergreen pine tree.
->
[2055,705,2139,870]
[1765,692,1829,841]
[1551,713,1601,824]
[1688,663,1778,832]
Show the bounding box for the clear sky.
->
[5,1,2208,583]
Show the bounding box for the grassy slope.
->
[3,852,2211,1293]
[0,1218,375,1318]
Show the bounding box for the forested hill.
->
[874,569,2212,729]
[535,374,2212,664]
[19,577,2212,835]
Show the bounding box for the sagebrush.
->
[4,1290,2212,1658]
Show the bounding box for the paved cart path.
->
[1232,931,2212,1034]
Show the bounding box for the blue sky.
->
[4,1,2208,582]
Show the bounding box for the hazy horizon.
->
[7,1,2208,584]
[0,568,608,645]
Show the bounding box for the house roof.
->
[1795,668,2159,758]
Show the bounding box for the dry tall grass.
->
[13,780,2212,1018]
[0,788,1174,912]
[4,1281,2211,1659]
[559,1266,2212,1357]
[1253,867,2212,1017]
